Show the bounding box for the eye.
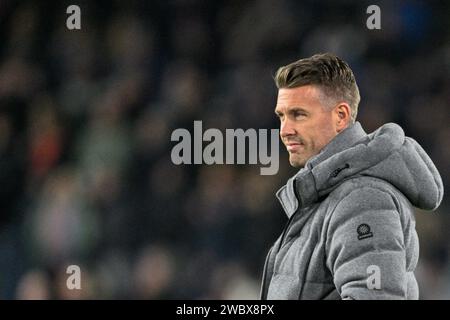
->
[293,111,306,119]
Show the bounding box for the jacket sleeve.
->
[326,187,408,300]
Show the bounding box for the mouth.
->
[285,142,303,152]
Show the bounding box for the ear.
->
[334,103,351,132]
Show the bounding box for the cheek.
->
[309,117,336,150]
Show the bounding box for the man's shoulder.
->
[319,177,407,234]
[326,175,408,211]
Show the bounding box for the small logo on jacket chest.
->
[330,163,350,178]
[357,223,373,240]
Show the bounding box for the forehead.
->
[275,85,324,111]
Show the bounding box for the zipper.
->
[262,180,300,299]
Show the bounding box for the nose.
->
[280,117,296,139]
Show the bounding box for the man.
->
[260,53,444,300]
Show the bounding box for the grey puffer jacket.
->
[260,122,443,300]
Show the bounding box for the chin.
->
[289,157,306,168]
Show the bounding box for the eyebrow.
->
[274,107,309,116]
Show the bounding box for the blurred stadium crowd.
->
[0,0,449,299]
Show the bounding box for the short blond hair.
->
[274,53,360,122]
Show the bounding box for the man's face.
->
[275,85,340,168]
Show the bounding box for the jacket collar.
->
[276,122,368,218]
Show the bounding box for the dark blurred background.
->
[0,0,449,299]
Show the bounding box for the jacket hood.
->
[276,122,444,218]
